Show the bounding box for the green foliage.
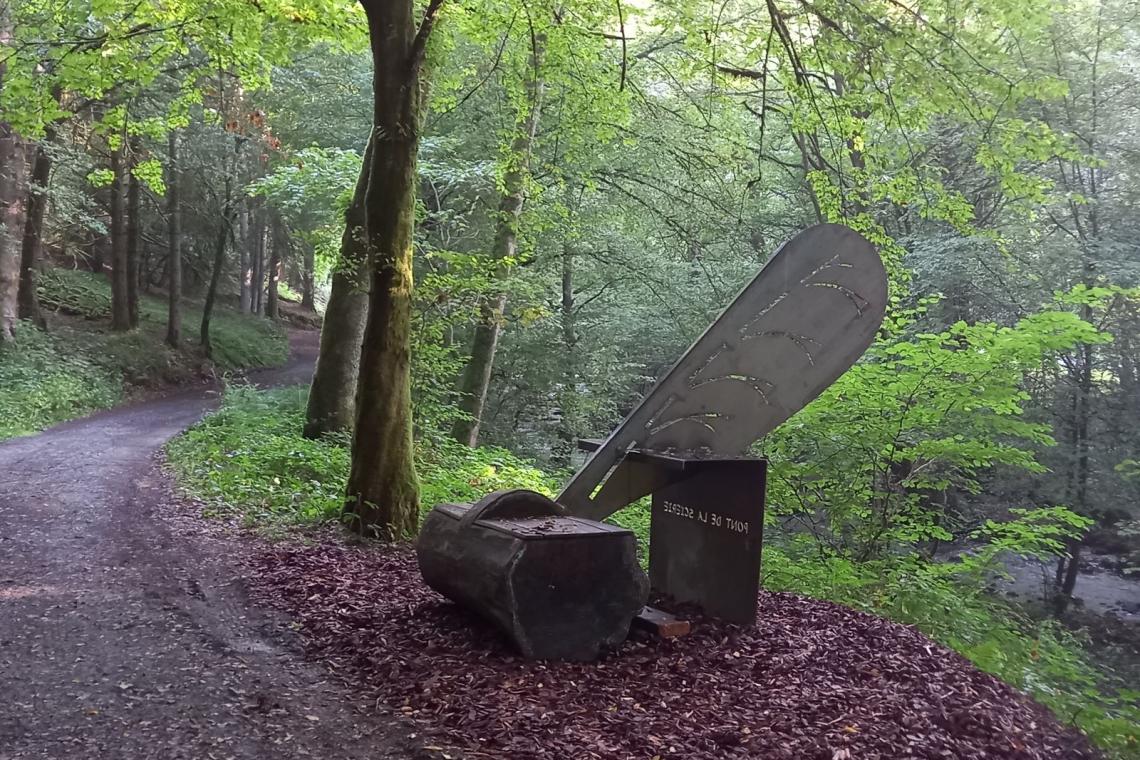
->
[248,146,362,279]
[38,269,287,372]
[166,385,558,528]
[38,269,113,319]
[759,305,1107,561]
[761,540,1139,758]
[0,322,122,440]
[0,270,288,441]
[167,386,350,524]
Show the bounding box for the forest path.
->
[0,330,411,759]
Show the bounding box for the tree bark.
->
[17,134,50,330]
[109,146,131,331]
[200,210,230,356]
[200,137,242,356]
[265,215,281,320]
[345,0,439,537]
[252,205,265,314]
[166,132,182,348]
[0,5,21,342]
[126,137,141,328]
[452,46,543,446]
[553,242,577,466]
[304,135,373,439]
[238,202,252,313]
[301,243,316,310]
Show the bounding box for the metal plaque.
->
[648,459,767,623]
[558,223,887,521]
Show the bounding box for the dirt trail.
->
[0,331,411,759]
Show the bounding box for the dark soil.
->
[247,539,1101,760]
[0,330,416,760]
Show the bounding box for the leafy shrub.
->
[0,321,121,439]
[166,385,557,528]
[167,386,348,524]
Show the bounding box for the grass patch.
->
[0,322,122,439]
[38,269,288,373]
[165,384,557,528]
[0,269,288,441]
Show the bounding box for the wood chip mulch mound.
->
[247,541,1098,760]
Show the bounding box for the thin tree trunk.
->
[238,202,251,312]
[265,215,280,320]
[17,134,50,329]
[452,47,543,446]
[126,137,141,328]
[200,137,242,355]
[200,213,230,356]
[251,205,265,314]
[304,135,372,439]
[0,5,21,341]
[109,146,131,331]
[345,0,440,537]
[166,132,182,348]
[301,243,316,310]
[553,242,578,466]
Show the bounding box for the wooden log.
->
[417,489,648,661]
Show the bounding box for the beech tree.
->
[304,138,373,438]
[343,0,445,537]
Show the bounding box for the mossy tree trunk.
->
[344,0,443,537]
[304,135,373,439]
[251,202,265,314]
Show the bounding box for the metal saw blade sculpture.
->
[557,223,888,521]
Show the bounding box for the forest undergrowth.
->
[167,385,1139,759]
[0,270,286,440]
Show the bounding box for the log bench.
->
[416,489,648,661]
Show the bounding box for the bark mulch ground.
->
[248,540,1098,760]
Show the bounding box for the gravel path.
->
[0,331,413,760]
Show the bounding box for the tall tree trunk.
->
[452,47,543,446]
[304,135,373,439]
[345,0,440,537]
[265,215,281,320]
[0,5,21,342]
[126,137,141,328]
[200,137,242,355]
[17,133,50,329]
[301,242,316,310]
[1051,9,1103,616]
[251,204,265,314]
[109,146,131,331]
[238,202,252,313]
[553,242,578,466]
[200,212,230,357]
[166,132,182,348]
